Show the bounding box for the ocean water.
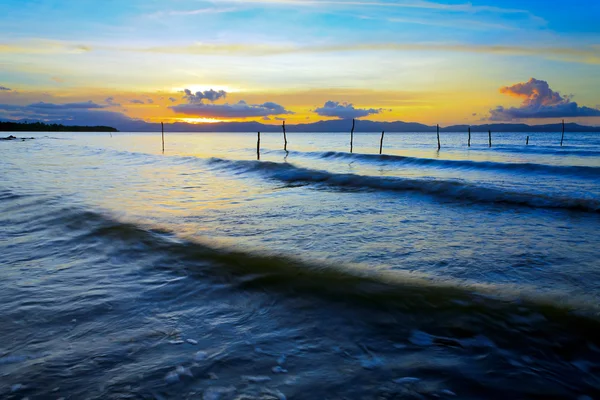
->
[1,131,600,399]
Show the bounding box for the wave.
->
[490,146,600,157]
[6,198,600,327]
[5,192,600,397]
[208,158,600,213]
[303,151,600,177]
[0,188,27,201]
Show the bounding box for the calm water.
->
[1,131,600,399]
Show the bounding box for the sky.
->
[1,0,600,128]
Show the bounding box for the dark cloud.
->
[169,97,177,103]
[129,99,145,104]
[0,86,11,91]
[183,88,227,103]
[105,97,121,107]
[1,97,291,128]
[314,101,382,119]
[170,100,294,119]
[28,101,106,110]
[0,104,24,112]
[489,78,600,120]
[0,101,143,130]
[146,98,154,104]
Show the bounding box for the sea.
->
[1,131,600,399]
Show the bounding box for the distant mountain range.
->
[3,118,600,133]
[135,119,600,133]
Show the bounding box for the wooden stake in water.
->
[379,131,385,155]
[437,124,441,150]
[488,130,492,148]
[561,119,565,147]
[161,122,164,153]
[350,119,355,153]
[282,120,288,152]
[257,131,261,160]
[468,127,471,147]
[526,135,529,145]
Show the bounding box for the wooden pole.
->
[437,124,440,150]
[561,119,565,147]
[350,119,355,153]
[488,130,492,148]
[526,135,529,145]
[282,120,288,151]
[379,131,385,155]
[257,131,260,160]
[468,127,471,147]
[161,122,164,153]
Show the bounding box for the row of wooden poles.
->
[160,119,567,156]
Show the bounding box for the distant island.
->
[0,121,118,132]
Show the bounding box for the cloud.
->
[28,101,106,110]
[146,98,154,104]
[170,100,294,119]
[51,76,65,83]
[130,42,600,65]
[105,97,121,107]
[314,101,382,119]
[2,38,598,65]
[489,78,600,120]
[149,7,238,17]
[0,101,144,130]
[169,97,178,103]
[0,86,10,91]
[183,88,227,103]
[220,0,535,15]
[0,40,92,54]
[129,99,145,104]
[0,101,106,113]
[262,116,271,121]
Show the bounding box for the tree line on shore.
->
[0,121,118,132]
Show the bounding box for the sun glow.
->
[179,117,223,124]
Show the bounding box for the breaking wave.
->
[208,158,600,213]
